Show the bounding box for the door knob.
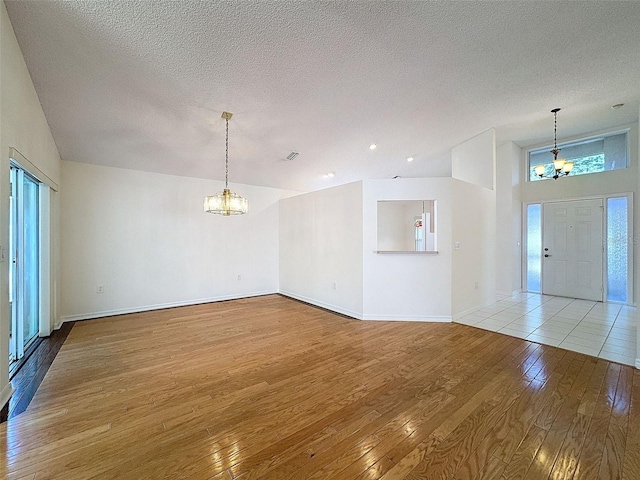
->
[544,254,551,257]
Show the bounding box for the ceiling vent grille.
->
[286,151,300,161]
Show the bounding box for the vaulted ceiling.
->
[5,1,640,191]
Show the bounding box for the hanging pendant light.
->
[204,111,248,215]
[534,108,574,180]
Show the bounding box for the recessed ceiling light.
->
[323,172,335,178]
[407,157,414,162]
[369,144,377,150]
[611,103,624,110]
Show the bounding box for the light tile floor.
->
[455,292,638,367]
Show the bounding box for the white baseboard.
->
[0,383,14,412]
[279,291,452,322]
[495,289,522,299]
[452,305,485,321]
[362,314,451,322]
[636,358,640,370]
[278,291,363,319]
[453,292,528,321]
[58,290,278,323]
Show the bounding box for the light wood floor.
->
[1,294,639,479]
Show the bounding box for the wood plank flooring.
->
[0,294,638,479]
[3,322,75,421]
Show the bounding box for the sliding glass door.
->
[9,165,40,365]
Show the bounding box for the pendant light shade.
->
[204,188,248,215]
[204,111,248,215]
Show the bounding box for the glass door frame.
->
[604,194,634,304]
[9,163,41,365]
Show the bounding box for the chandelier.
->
[533,108,574,180]
[204,111,248,215]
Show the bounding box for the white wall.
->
[452,129,496,190]
[496,141,522,296]
[0,2,62,408]
[451,179,497,317]
[60,161,293,321]
[279,182,363,318]
[449,128,497,317]
[362,178,453,321]
[280,178,455,321]
[282,177,493,322]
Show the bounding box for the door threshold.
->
[9,337,43,380]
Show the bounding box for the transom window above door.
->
[528,131,629,182]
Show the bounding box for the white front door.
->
[542,199,604,301]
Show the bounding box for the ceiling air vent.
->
[286,151,300,161]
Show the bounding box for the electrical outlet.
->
[454,241,461,250]
[333,282,337,290]
[237,274,242,281]
[474,281,479,290]
[96,285,104,294]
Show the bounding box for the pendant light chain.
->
[553,109,558,153]
[225,116,229,189]
[550,108,560,158]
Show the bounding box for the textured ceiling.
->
[5,1,640,192]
